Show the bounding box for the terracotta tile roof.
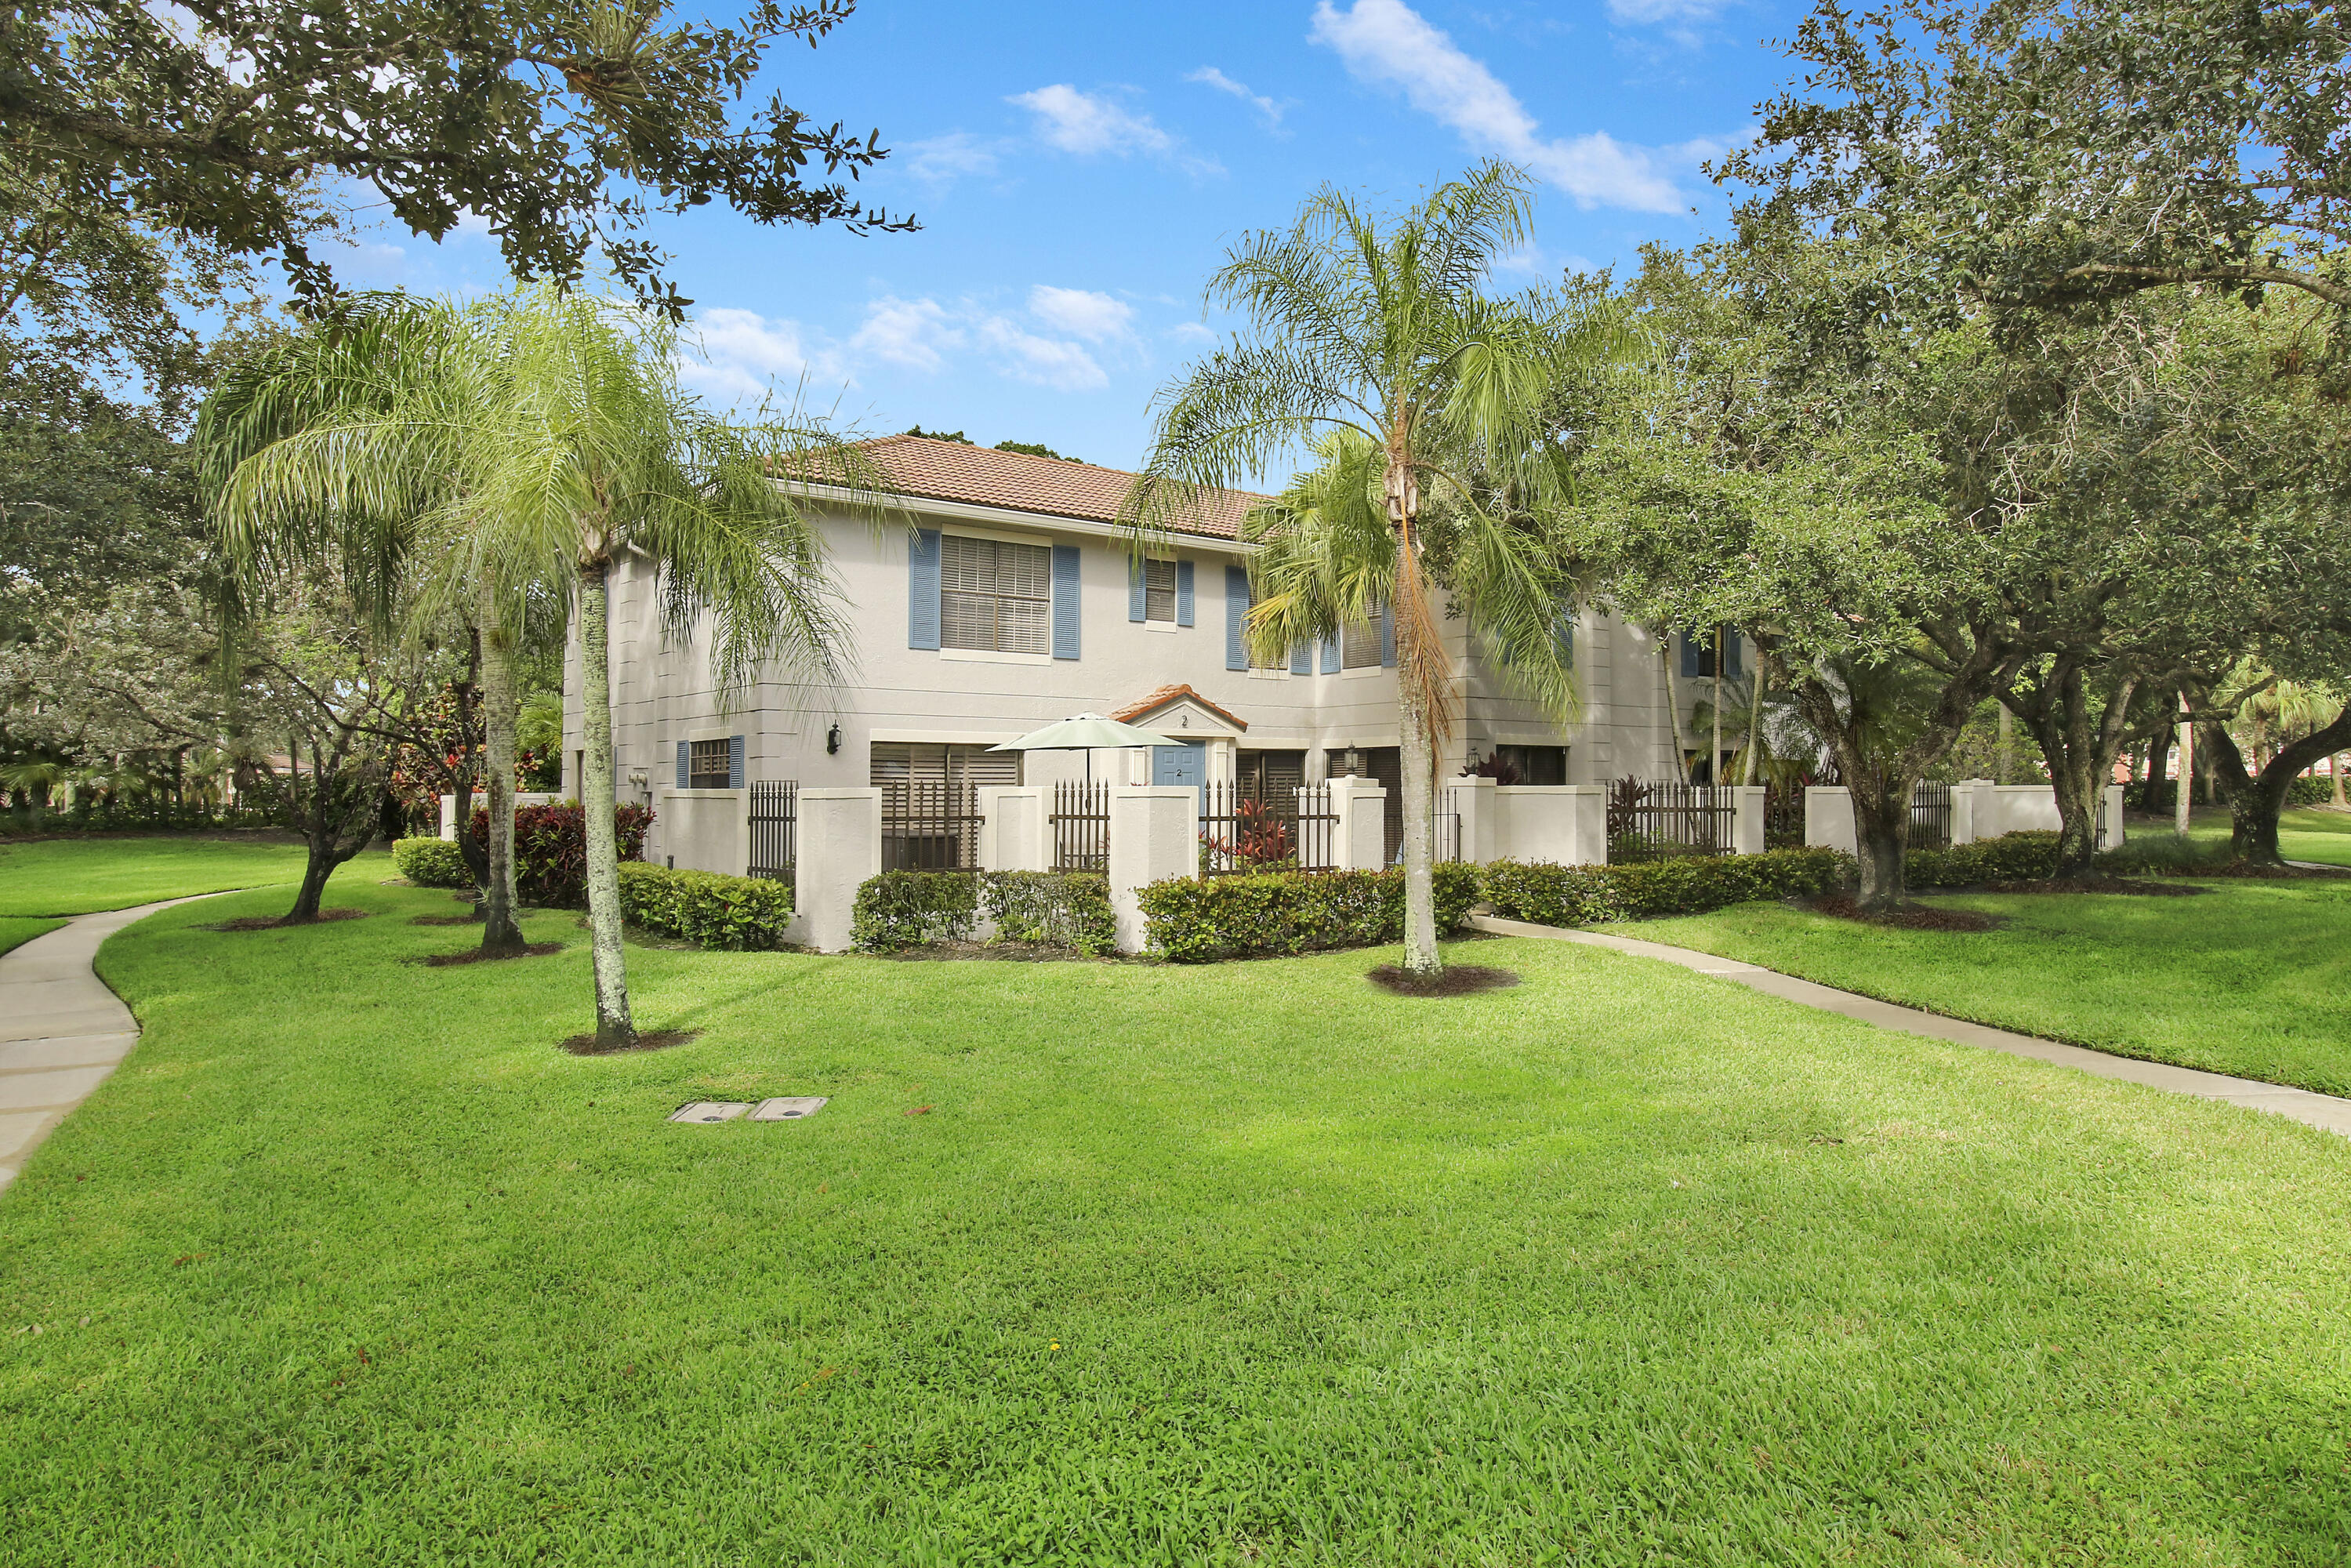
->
[852,434,1265,540]
[1111,684,1249,732]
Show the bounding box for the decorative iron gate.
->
[880,782,985,870]
[747,780,797,884]
[1199,780,1307,874]
[1294,782,1340,872]
[1050,781,1109,873]
[1606,776,1733,861]
[1908,780,1954,851]
[1435,784,1464,863]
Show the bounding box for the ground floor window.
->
[869,742,1021,870]
[1493,744,1568,786]
[688,739,732,789]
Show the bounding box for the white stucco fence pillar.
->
[1805,786,1857,855]
[1731,786,1766,855]
[785,787,880,954]
[1108,785,1198,954]
[1328,777,1388,871]
[1448,775,1498,865]
[978,786,1050,873]
[2101,783,2127,851]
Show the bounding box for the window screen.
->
[941,535,1051,654]
[1341,606,1385,670]
[688,739,731,789]
[1143,557,1178,623]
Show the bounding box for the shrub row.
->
[391,837,473,888]
[466,801,653,906]
[1138,863,1482,963]
[1481,848,1851,927]
[1907,830,2060,887]
[617,862,795,950]
[981,871,1117,956]
[851,871,981,953]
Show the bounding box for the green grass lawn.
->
[0,916,65,956]
[2162,803,2351,867]
[1642,877,2351,1097]
[2,869,2347,1563]
[0,834,315,916]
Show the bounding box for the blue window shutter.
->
[675,740,688,789]
[728,734,745,789]
[1380,604,1396,668]
[909,528,941,650]
[1320,637,1339,676]
[1289,641,1311,676]
[1679,630,1701,680]
[1224,565,1249,671]
[1052,545,1081,660]
[1129,557,1145,622]
[1176,559,1195,626]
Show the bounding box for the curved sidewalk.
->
[1468,913,2351,1138]
[0,898,210,1193]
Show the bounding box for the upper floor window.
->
[941,535,1050,655]
[1143,557,1178,624]
[1341,603,1387,670]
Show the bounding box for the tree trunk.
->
[1744,659,1765,785]
[1849,771,1910,912]
[285,844,336,923]
[1709,626,1724,786]
[579,559,635,1045]
[477,579,527,957]
[2334,753,2346,809]
[1660,637,1692,782]
[2200,702,2351,866]
[2007,665,2132,880]
[2175,701,2193,835]
[1396,651,1440,975]
[2142,722,2171,814]
[1995,703,2013,785]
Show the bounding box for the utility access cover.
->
[669,1102,751,1123]
[751,1097,829,1121]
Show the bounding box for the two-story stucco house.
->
[562,434,1728,871]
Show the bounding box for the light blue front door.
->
[1152,742,1206,801]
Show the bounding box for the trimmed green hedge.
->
[1482,848,1851,927]
[391,837,471,888]
[616,862,795,950]
[981,871,1116,955]
[852,872,979,953]
[1137,864,1481,963]
[1907,830,2062,887]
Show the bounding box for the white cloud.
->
[901,132,1002,186]
[1166,321,1217,344]
[679,307,843,401]
[1029,285,1135,343]
[1308,0,1684,213]
[1187,66,1286,128]
[1606,0,1725,21]
[979,318,1108,391]
[851,296,964,373]
[1008,84,1174,157]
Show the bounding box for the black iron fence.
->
[1050,781,1109,873]
[1908,779,1953,851]
[747,779,797,884]
[1762,783,1807,849]
[1435,785,1464,863]
[880,782,984,871]
[1606,776,1734,862]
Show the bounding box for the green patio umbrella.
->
[990,713,1182,782]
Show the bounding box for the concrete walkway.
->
[0,897,214,1194]
[1468,913,2351,1138]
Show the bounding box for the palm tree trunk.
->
[1397,649,1441,975]
[1661,637,1693,783]
[2175,699,2193,837]
[579,559,635,1045]
[1709,626,1724,786]
[1746,659,1765,785]
[2333,752,2346,809]
[478,579,528,957]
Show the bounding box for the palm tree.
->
[466,285,887,1046]
[1125,162,1625,974]
[201,296,536,957]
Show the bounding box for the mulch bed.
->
[409,913,481,927]
[1367,963,1522,996]
[1974,876,2208,897]
[1805,897,2006,932]
[560,1028,701,1057]
[411,942,564,967]
[206,908,370,931]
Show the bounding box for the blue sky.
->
[337,0,1798,477]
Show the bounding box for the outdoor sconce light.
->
[826,723,842,755]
